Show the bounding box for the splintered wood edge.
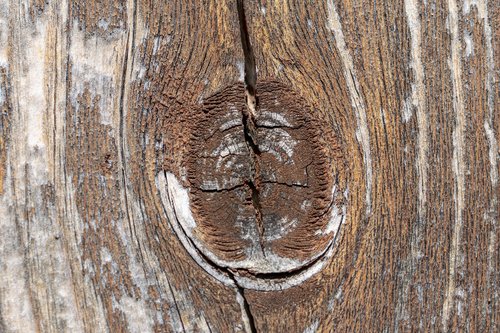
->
[156,171,346,291]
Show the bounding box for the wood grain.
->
[0,0,498,332]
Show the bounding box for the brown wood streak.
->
[0,66,9,195]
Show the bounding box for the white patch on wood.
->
[69,21,127,127]
[114,295,154,333]
[247,247,303,273]
[472,2,495,128]
[0,165,36,332]
[324,204,345,235]
[233,235,339,291]
[303,319,319,333]
[152,36,161,55]
[301,200,311,211]
[97,19,110,31]
[211,140,247,158]
[486,226,497,299]
[326,1,373,215]
[328,286,343,310]
[259,128,297,161]
[258,111,292,127]
[462,0,479,14]
[114,221,147,298]
[264,217,299,241]
[464,30,473,57]
[16,22,48,180]
[484,122,499,186]
[100,247,114,264]
[395,0,429,325]
[442,0,466,327]
[475,0,498,241]
[401,96,413,123]
[113,188,188,332]
[0,82,4,105]
[236,61,245,82]
[0,1,8,67]
[318,185,346,236]
[220,118,242,131]
[164,173,197,230]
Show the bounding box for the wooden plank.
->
[0,0,498,332]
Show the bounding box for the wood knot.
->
[160,80,348,290]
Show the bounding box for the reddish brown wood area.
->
[0,0,498,332]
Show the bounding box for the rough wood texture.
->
[0,0,498,332]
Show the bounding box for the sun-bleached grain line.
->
[393,0,428,326]
[405,0,428,220]
[326,0,372,214]
[442,0,466,328]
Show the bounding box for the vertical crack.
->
[241,108,265,256]
[237,0,257,99]
[236,2,261,331]
[231,274,258,333]
[237,285,258,333]
[237,0,266,256]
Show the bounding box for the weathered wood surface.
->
[0,0,498,332]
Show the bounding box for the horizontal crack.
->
[255,123,305,130]
[195,183,247,193]
[261,180,310,188]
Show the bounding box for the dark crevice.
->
[237,0,257,96]
[241,109,260,155]
[196,183,247,193]
[237,0,266,259]
[255,123,304,130]
[233,280,258,333]
[243,97,266,259]
[236,3,260,331]
[261,180,310,188]
[194,179,309,195]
